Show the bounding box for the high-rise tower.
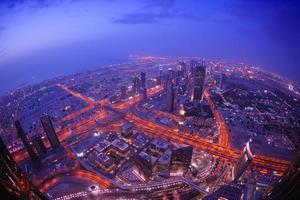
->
[0,137,47,200]
[141,72,146,88]
[120,85,127,100]
[233,139,255,182]
[41,115,60,149]
[166,81,175,112]
[15,121,41,167]
[264,150,300,200]
[132,75,141,94]
[33,136,47,156]
[192,64,206,101]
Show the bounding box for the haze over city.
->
[0,0,300,94]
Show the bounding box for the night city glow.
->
[0,1,299,200]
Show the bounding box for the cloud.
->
[112,10,204,24]
[112,0,202,25]
[143,0,176,10]
[112,11,173,24]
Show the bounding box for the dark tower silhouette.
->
[33,136,47,156]
[41,115,60,149]
[264,150,300,200]
[166,81,175,112]
[233,139,255,182]
[158,68,163,85]
[120,85,127,100]
[141,72,146,88]
[132,75,141,94]
[0,137,47,200]
[15,121,41,167]
[192,64,206,101]
[142,87,147,103]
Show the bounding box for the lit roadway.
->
[203,90,230,147]
[12,83,290,192]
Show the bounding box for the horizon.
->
[0,0,300,95]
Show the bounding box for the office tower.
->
[177,61,186,79]
[216,73,224,90]
[175,71,181,86]
[158,68,163,85]
[190,60,197,78]
[41,115,60,149]
[170,146,193,176]
[0,137,47,200]
[133,155,153,182]
[120,85,127,100]
[264,150,300,200]
[33,136,47,156]
[141,72,146,88]
[233,140,255,182]
[166,81,175,112]
[192,64,206,101]
[132,75,141,94]
[168,68,176,82]
[15,121,41,167]
[142,87,147,103]
[164,68,175,92]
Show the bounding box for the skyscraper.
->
[33,136,47,156]
[233,139,255,182]
[132,75,141,94]
[264,150,300,200]
[142,87,147,103]
[158,68,163,85]
[41,115,60,149]
[166,81,175,112]
[190,60,197,78]
[15,121,41,167]
[141,72,146,88]
[170,146,193,176]
[192,64,206,101]
[177,61,186,80]
[0,137,47,200]
[120,85,127,100]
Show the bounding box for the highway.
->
[11,84,291,193]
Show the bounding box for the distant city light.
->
[77,152,84,157]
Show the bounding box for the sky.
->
[0,0,299,94]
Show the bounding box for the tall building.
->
[177,61,186,80]
[40,115,60,149]
[214,72,224,90]
[142,87,147,103]
[264,150,300,200]
[170,146,193,176]
[141,72,146,88]
[133,155,153,181]
[33,136,47,156]
[190,60,197,78]
[132,75,141,94]
[166,81,175,112]
[0,137,47,200]
[15,121,41,167]
[120,85,127,100]
[158,68,163,85]
[192,64,206,101]
[233,139,255,182]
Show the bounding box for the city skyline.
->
[0,0,300,95]
[0,1,299,200]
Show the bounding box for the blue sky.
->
[0,0,299,93]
